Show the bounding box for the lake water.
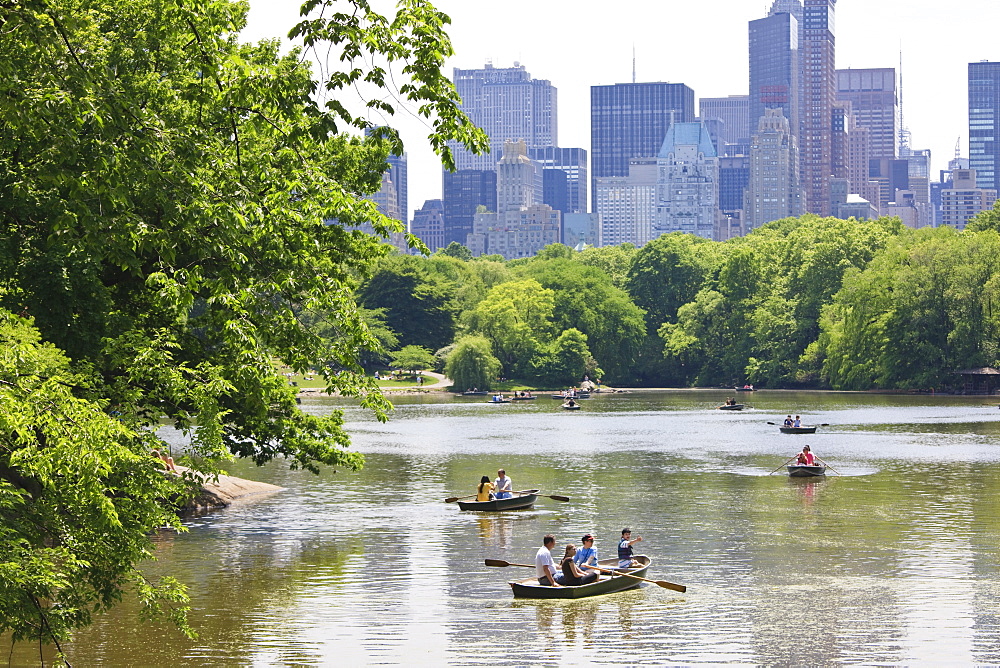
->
[9,390,1000,666]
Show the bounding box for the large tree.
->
[0,0,484,644]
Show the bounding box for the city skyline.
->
[245,0,996,225]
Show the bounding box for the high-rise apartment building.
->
[590,82,695,206]
[449,63,557,172]
[594,158,658,247]
[941,168,998,229]
[410,199,446,253]
[969,61,1000,190]
[747,109,802,229]
[655,122,719,240]
[699,96,751,147]
[836,68,897,160]
[749,4,800,136]
[800,0,838,216]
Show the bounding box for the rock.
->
[178,468,284,513]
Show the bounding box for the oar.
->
[768,421,830,426]
[444,493,477,503]
[769,455,798,474]
[815,456,840,475]
[484,559,686,593]
[509,489,571,502]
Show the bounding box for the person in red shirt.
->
[795,445,816,466]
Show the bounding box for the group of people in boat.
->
[795,445,816,466]
[476,469,514,501]
[783,415,803,428]
[724,397,739,406]
[534,528,644,587]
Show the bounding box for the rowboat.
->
[734,386,755,392]
[509,556,651,599]
[787,465,826,477]
[485,398,511,404]
[461,390,488,396]
[561,403,582,410]
[718,404,744,411]
[458,490,538,511]
[780,426,817,434]
[511,395,537,401]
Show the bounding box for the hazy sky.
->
[244,0,997,220]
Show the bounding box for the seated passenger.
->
[559,544,598,586]
[476,475,495,502]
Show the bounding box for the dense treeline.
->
[358,208,1000,391]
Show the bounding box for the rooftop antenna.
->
[897,46,911,154]
[632,44,636,84]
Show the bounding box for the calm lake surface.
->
[10,390,1000,666]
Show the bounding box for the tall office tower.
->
[747,109,802,229]
[941,168,998,229]
[719,155,750,219]
[932,157,970,226]
[800,0,838,216]
[699,96,752,146]
[969,61,1000,190]
[869,158,910,208]
[529,147,588,213]
[590,82,695,206]
[386,154,408,223]
[410,199,446,253]
[449,62,557,171]
[594,158,658,247]
[655,122,719,240]
[749,5,800,138]
[442,169,497,246]
[836,68,897,160]
[900,147,932,206]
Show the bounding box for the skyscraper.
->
[836,68,897,160]
[747,109,802,229]
[749,4,800,136]
[449,63,557,172]
[442,169,497,246]
[590,82,695,206]
[410,199,446,253]
[699,95,751,146]
[528,147,589,214]
[969,61,1000,190]
[800,0,838,215]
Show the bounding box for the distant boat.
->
[718,404,744,411]
[486,397,511,404]
[780,426,817,434]
[735,386,755,392]
[511,395,537,401]
[461,390,488,396]
[787,465,826,477]
[561,402,582,410]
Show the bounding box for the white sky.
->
[244,0,997,221]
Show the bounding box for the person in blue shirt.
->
[574,533,599,572]
[617,527,643,568]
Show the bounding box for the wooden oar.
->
[484,559,686,593]
[768,421,830,427]
[814,456,840,475]
[769,455,798,474]
[444,493,477,503]
[509,489,570,502]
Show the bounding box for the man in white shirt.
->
[494,469,512,499]
[535,535,562,586]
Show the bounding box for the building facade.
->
[529,146,589,214]
[594,158,658,247]
[441,169,497,246]
[655,122,719,240]
[591,82,695,206]
[449,62,557,172]
[747,109,802,229]
[749,6,800,138]
[410,199,446,253]
[969,61,1000,190]
[800,0,838,216]
[699,95,751,146]
[836,68,897,160]
[941,168,998,229]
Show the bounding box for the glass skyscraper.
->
[969,61,1000,190]
[590,82,695,207]
[749,7,799,137]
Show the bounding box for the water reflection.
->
[8,391,1000,665]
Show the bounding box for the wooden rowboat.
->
[561,403,582,410]
[787,465,826,477]
[461,390,488,396]
[511,395,537,401]
[509,556,651,599]
[718,404,744,411]
[485,398,511,404]
[458,490,538,511]
[779,426,817,434]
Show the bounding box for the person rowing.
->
[494,469,512,500]
[535,534,563,586]
[795,445,816,466]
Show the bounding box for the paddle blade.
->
[485,559,510,567]
[658,581,686,592]
[548,495,570,502]
[444,497,459,503]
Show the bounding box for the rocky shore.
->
[180,469,284,512]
